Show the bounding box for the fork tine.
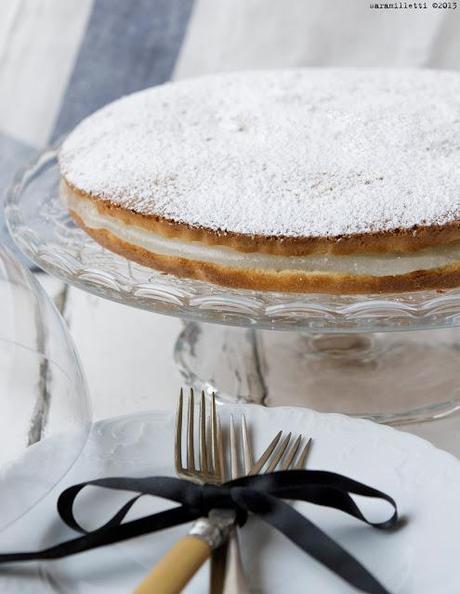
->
[249,431,282,475]
[175,388,184,474]
[211,393,221,479]
[281,434,302,470]
[199,391,207,473]
[229,415,239,480]
[207,412,214,473]
[241,415,253,475]
[187,389,195,471]
[217,416,225,483]
[295,437,312,470]
[266,432,291,473]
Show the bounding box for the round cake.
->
[59,68,460,294]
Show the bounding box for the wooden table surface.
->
[36,272,460,461]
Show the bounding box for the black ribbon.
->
[0,470,399,594]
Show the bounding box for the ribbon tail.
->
[234,488,392,594]
[0,504,199,564]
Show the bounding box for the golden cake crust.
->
[69,203,460,295]
[63,179,460,258]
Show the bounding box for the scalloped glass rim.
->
[6,144,460,333]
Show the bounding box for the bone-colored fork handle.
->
[133,535,211,594]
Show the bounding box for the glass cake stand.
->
[6,145,460,424]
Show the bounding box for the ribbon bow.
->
[0,470,399,594]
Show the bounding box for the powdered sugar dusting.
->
[59,69,460,238]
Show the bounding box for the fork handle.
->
[133,535,211,594]
[222,533,250,594]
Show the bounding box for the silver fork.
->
[134,389,230,594]
[218,415,312,594]
[134,389,311,594]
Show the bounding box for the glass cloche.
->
[0,244,91,531]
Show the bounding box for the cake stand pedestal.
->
[175,322,460,424]
[7,146,460,424]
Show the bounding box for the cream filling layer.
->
[67,193,460,277]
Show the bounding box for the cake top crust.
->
[59,68,460,239]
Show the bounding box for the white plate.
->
[1,405,460,593]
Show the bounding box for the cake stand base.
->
[175,322,460,425]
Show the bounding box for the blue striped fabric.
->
[51,0,194,140]
[1,0,194,262]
